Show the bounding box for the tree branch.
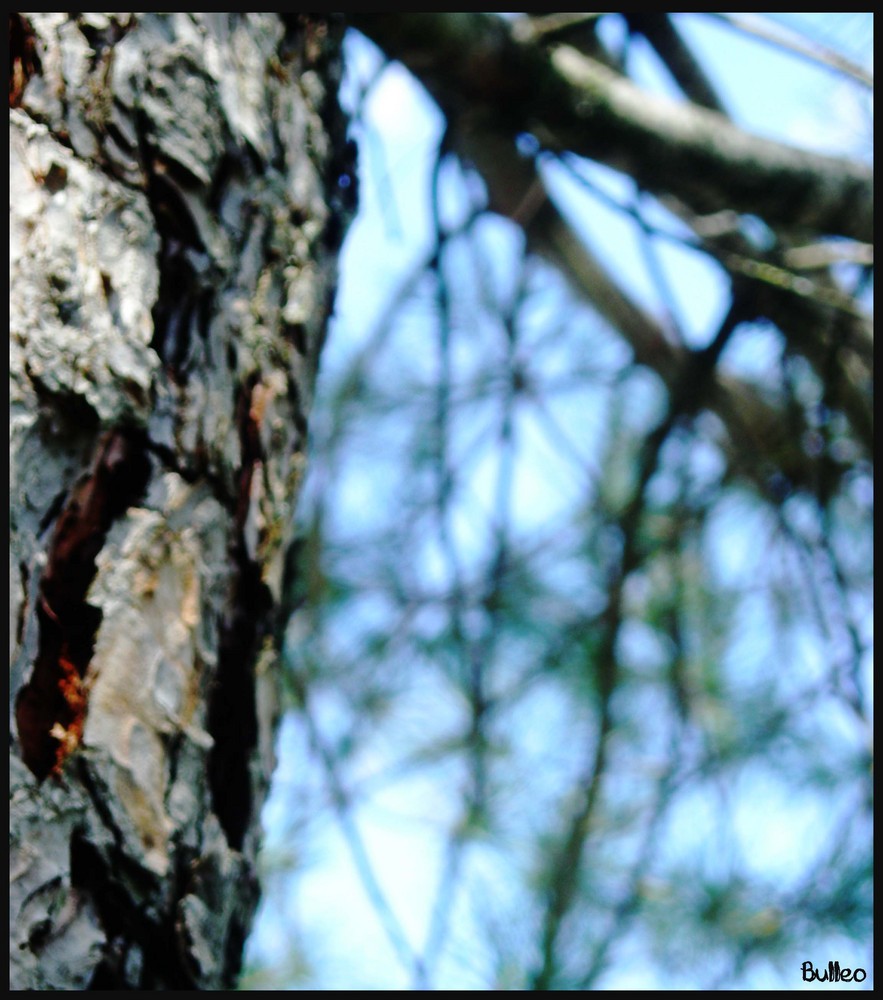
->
[705,13,873,90]
[352,13,872,242]
[625,13,728,113]
[351,13,872,491]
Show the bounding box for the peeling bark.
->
[9,13,352,989]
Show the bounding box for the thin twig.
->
[703,13,873,89]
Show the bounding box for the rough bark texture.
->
[9,13,353,989]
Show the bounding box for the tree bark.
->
[9,13,352,989]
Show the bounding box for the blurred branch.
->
[731,261,872,453]
[512,12,609,44]
[532,694,613,990]
[704,12,874,89]
[529,314,730,986]
[546,45,871,241]
[512,12,604,42]
[352,13,872,242]
[772,495,871,727]
[625,13,728,113]
[577,744,683,989]
[453,138,857,493]
[291,675,428,987]
[350,13,872,496]
[278,16,873,988]
[783,240,874,270]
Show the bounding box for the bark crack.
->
[15,427,152,780]
[9,14,41,109]
[206,376,273,850]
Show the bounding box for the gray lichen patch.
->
[9,112,160,424]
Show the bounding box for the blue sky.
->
[244,14,872,990]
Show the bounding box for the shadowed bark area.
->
[9,13,351,989]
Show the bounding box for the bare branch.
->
[705,12,873,90]
[512,12,609,43]
[353,13,873,242]
[784,240,874,270]
[548,45,871,242]
[625,13,728,113]
[449,130,857,491]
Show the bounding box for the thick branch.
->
[451,128,850,491]
[353,13,872,485]
[625,13,727,113]
[353,13,872,242]
[547,45,871,242]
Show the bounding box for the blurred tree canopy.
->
[245,13,872,990]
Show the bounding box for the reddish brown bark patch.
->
[9,14,40,108]
[15,428,151,780]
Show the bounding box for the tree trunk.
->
[9,13,352,989]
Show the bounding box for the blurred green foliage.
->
[244,13,872,991]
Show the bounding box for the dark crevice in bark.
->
[145,163,211,379]
[134,91,212,381]
[24,362,103,435]
[207,554,269,850]
[223,914,251,987]
[14,427,152,781]
[15,562,29,647]
[23,877,63,953]
[178,831,261,987]
[70,825,198,991]
[76,758,127,855]
[73,758,214,988]
[149,235,202,376]
[74,13,135,70]
[9,13,41,108]
[150,165,207,252]
[38,489,69,535]
[207,150,243,210]
[142,436,235,514]
[284,320,309,356]
[207,375,273,851]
